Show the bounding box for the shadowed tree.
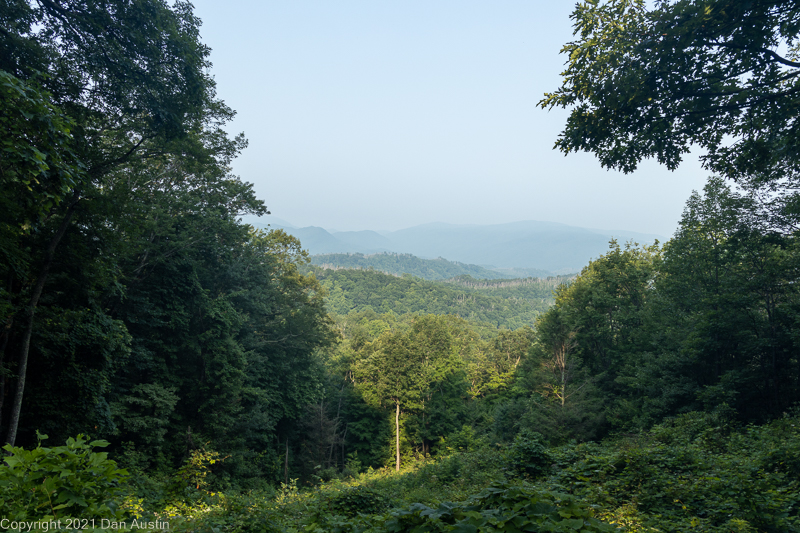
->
[0,0,252,446]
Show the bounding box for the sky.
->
[189,1,710,238]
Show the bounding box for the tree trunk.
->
[0,317,11,442]
[395,402,400,472]
[5,199,78,446]
[341,424,347,469]
[284,436,289,484]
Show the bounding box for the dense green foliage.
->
[542,0,800,225]
[544,411,800,532]
[2,2,800,533]
[0,434,128,521]
[313,267,554,329]
[541,0,800,177]
[319,311,536,471]
[519,179,800,439]
[310,252,525,280]
[45,411,793,532]
[373,483,615,533]
[0,0,333,489]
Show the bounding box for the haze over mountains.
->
[244,217,663,274]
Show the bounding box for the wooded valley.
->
[309,252,541,281]
[2,0,800,531]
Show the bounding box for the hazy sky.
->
[190,1,709,237]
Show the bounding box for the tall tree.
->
[0,0,248,445]
[354,316,461,470]
[641,178,800,422]
[519,241,658,437]
[542,0,800,222]
[0,72,85,438]
[100,157,330,476]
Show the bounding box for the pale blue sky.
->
[190,0,709,237]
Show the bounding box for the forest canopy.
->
[542,0,800,226]
[0,0,333,485]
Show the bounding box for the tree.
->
[463,327,534,399]
[101,162,332,477]
[517,306,604,443]
[353,316,461,470]
[542,0,800,217]
[0,72,82,246]
[0,72,85,440]
[0,0,251,446]
[1,0,231,171]
[639,178,800,422]
[516,241,658,437]
[539,325,578,409]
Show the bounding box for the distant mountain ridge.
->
[242,217,662,273]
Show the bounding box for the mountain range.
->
[242,217,663,273]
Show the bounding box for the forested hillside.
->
[310,252,532,280]
[311,267,556,330]
[2,1,800,532]
[443,274,573,300]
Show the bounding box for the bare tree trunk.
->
[6,199,78,446]
[284,437,289,484]
[341,424,347,469]
[327,434,336,469]
[395,402,401,472]
[0,317,12,443]
[549,331,576,409]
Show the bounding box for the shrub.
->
[327,485,391,517]
[507,428,551,478]
[441,424,483,453]
[0,433,128,520]
[383,481,616,532]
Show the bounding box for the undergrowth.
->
[1,411,798,532]
[166,411,800,533]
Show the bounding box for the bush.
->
[382,481,615,532]
[170,491,282,533]
[441,424,484,453]
[507,428,551,478]
[327,485,391,517]
[545,414,800,532]
[0,433,128,520]
[169,447,223,498]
